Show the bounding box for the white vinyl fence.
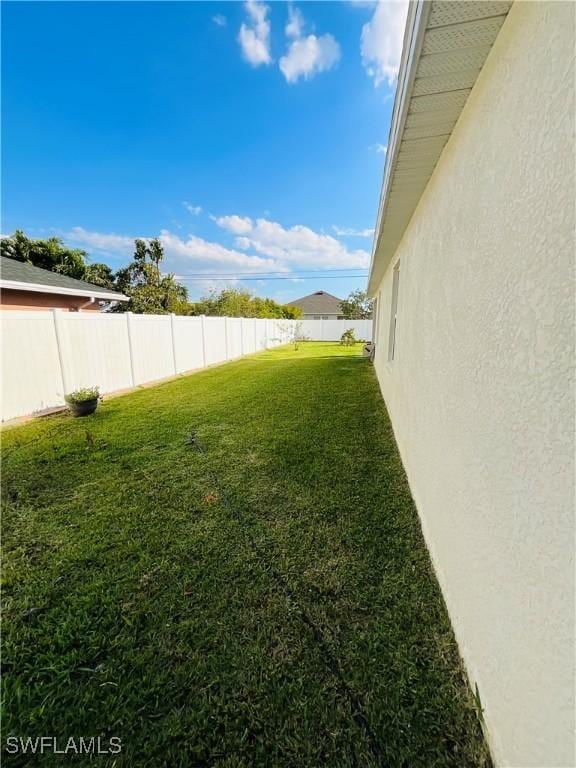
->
[0,313,372,422]
[300,319,372,342]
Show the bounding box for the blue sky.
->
[2,1,407,302]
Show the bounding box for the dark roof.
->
[0,257,127,301]
[286,291,343,315]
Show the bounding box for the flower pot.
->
[67,398,99,417]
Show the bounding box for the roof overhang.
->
[0,279,129,302]
[367,0,512,296]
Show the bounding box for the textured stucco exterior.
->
[371,3,575,766]
[0,289,101,311]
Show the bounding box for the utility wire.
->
[176,267,368,277]
[178,275,368,282]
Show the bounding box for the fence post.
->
[170,313,178,375]
[200,315,207,367]
[51,309,68,398]
[126,312,136,387]
[320,317,324,342]
[224,316,229,360]
[240,318,245,356]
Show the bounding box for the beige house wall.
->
[372,3,574,766]
[0,289,102,311]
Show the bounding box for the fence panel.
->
[1,312,64,420]
[269,320,291,346]
[129,314,174,385]
[226,318,243,359]
[265,320,274,345]
[0,313,301,422]
[301,318,372,341]
[240,319,255,356]
[203,317,227,366]
[59,313,133,394]
[173,316,205,373]
[255,319,268,351]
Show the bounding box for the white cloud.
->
[65,226,278,274]
[280,34,340,84]
[213,214,253,235]
[370,142,388,154]
[183,201,202,215]
[279,5,340,84]
[238,0,272,66]
[246,218,369,267]
[64,216,369,280]
[212,14,227,27]
[332,225,375,238]
[285,5,304,38]
[158,230,276,271]
[65,227,135,255]
[216,215,370,268]
[361,0,408,86]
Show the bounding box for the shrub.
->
[340,328,357,346]
[64,387,100,404]
[275,321,310,350]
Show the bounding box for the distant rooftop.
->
[0,257,128,301]
[286,290,343,315]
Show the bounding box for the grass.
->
[1,343,491,767]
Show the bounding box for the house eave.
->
[367,0,512,297]
[0,279,129,302]
[368,0,430,297]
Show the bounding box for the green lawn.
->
[2,343,490,767]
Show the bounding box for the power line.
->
[176,267,369,277]
[178,274,369,282]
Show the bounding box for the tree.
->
[276,303,302,320]
[1,230,32,262]
[274,320,309,350]
[0,231,302,318]
[188,288,301,319]
[340,328,358,346]
[83,263,116,290]
[339,289,373,319]
[113,238,188,314]
[0,230,112,283]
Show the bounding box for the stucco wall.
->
[372,3,574,766]
[0,289,101,311]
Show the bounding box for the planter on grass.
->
[64,387,100,417]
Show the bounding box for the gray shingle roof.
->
[0,257,127,301]
[285,291,343,315]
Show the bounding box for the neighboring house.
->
[286,291,344,319]
[0,257,128,311]
[367,3,573,767]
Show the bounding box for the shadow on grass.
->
[1,344,491,768]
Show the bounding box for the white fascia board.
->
[367,0,431,297]
[0,280,129,302]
